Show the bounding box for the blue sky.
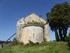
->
[0,0,70,41]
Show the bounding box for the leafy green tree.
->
[46,2,70,41]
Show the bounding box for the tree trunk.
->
[55,30,60,41]
[63,29,67,41]
[59,29,63,41]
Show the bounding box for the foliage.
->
[0,41,4,44]
[66,32,70,41]
[26,21,45,28]
[12,38,23,45]
[25,40,39,46]
[0,41,70,53]
[66,32,70,49]
[46,2,70,41]
[68,41,70,50]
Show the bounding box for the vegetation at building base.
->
[0,41,70,53]
[12,38,23,45]
[25,40,39,46]
[46,2,70,41]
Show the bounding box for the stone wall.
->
[24,13,46,24]
[18,26,44,44]
[44,24,50,41]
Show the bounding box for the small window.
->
[32,20,34,22]
[33,33,34,35]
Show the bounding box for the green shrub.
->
[66,32,70,41]
[68,41,70,50]
[68,41,70,47]
[12,38,23,45]
[25,40,39,46]
[67,32,70,49]
[29,40,35,45]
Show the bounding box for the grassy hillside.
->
[0,41,70,53]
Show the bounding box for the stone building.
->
[16,13,50,44]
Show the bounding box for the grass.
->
[0,41,70,53]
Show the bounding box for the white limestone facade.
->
[21,26,44,44]
[16,13,50,45]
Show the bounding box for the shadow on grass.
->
[67,41,70,50]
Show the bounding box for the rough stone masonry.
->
[16,13,50,45]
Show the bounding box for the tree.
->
[46,2,70,41]
[66,32,70,41]
[55,30,60,41]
